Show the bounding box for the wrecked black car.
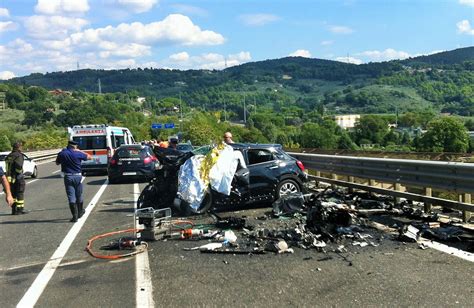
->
[138,143,308,215]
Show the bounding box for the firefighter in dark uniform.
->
[6,142,27,215]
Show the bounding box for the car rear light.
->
[110,158,117,166]
[296,160,305,172]
[107,147,112,159]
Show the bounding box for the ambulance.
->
[68,124,135,172]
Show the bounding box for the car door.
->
[22,154,34,175]
[245,148,279,200]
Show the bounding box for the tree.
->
[352,115,389,145]
[0,135,11,151]
[418,117,469,152]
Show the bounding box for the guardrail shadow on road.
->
[98,208,135,213]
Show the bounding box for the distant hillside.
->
[2,47,473,115]
[402,46,474,66]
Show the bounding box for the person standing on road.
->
[5,142,27,215]
[1,166,14,207]
[56,140,92,222]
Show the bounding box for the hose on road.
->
[86,228,148,260]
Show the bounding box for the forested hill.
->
[3,46,474,115]
[402,46,474,66]
[7,47,472,93]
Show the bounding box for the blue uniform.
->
[0,166,4,176]
[56,147,87,205]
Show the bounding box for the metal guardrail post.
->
[348,176,354,193]
[331,173,337,189]
[463,194,472,222]
[369,179,376,196]
[394,183,402,204]
[424,187,432,213]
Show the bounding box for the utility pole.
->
[395,104,399,127]
[243,92,247,123]
[179,92,182,133]
[223,94,227,122]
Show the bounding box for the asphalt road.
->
[0,161,472,307]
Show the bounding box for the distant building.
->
[334,114,360,130]
[282,75,292,80]
[469,131,474,140]
[137,97,146,104]
[49,89,72,96]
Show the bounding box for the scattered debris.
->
[399,225,420,242]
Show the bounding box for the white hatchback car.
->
[0,152,38,178]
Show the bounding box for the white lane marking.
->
[134,183,154,308]
[16,179,108,308]
[418,238,474,262]
[52,170,61,174]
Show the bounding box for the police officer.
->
[1,166,14,207]
[6,142,26,215]
[56,140,92,222]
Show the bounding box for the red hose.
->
[86,228,146,260]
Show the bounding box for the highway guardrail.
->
[289,152,474,222]
[25,149,61,162]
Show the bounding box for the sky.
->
[0,0,473,80]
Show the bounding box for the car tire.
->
[31,167,38,178]
[185,190,212,215]
[276,178,300,199]
[108,177,117,184]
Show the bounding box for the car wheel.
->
[186,190,212,215]
[108,177,117,184]
[31,167,38,178]
[276,179,300,199]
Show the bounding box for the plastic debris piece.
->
[398,225,420,242]
[184,242,223,251]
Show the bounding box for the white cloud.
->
[167,51,251,70]
[289,49,312,58]
[35,0,90,15]
[24,15,89,39]
[459,0,474,7]
[169,52,190,62]
[457,20,474,35]
[335,56,362,64]
[116,0,158,14]
[239,14,280,26]
[170,4,208,17]
[0,8,10,18]
[70,14,224,47]
[358,48,410,61]
[321,40,334,46]
[0,71,15,80]
[99,43,151,58]
[328,25,354,34]
[0,21,18,32]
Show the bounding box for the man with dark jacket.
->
[6,142,26,215]
[56,140,92,222]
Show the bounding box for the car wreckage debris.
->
[140,187,473,257]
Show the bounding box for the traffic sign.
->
[164,123,175,129]
[151,123,162,129]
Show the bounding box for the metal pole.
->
[179,93,182,133]
[223,94,227,122]
[243,92,246,123]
